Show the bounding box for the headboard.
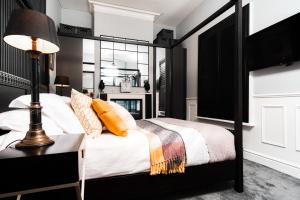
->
[0,72,30,135]
[0,71,30,112]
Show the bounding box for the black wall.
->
[56,36,83,96]
[165,46,187,120]
[0,0,47,87]
[170,47,187,119]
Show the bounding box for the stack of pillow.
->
[0,89,137,137]
[70,89,136,137]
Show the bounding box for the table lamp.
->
[4,9,60,148]
[54,75,70,96]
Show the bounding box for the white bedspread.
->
[84,119,210,179]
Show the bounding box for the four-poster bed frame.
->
[0,0,244,199]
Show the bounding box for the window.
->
[83,39,95,94]
[100,36,149,87]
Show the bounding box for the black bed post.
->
[153,47,157,118]
[234,0,244,193]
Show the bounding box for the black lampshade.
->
[3,9,59,54]
[54,76,70,87]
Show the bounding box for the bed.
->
[0,87,241,200]
[0,77,241,198]
[0,1,244,199]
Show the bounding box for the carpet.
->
[164,160,300,200]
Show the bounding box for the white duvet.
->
[84,119,210,179]
[0,118,235,180]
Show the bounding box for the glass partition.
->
[100,36,149,87]
[82,39,95,95]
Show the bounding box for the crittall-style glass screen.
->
[82,39,95,95]
[100,35,149,87]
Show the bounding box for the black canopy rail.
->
[171,0,237,48]
[57,32,170,49]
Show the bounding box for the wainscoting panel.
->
[261,105,287,148]
[296,106,300,152]
[186,94,300,179]
[186,98,197,121]
[244,94,300,179]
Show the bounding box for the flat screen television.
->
[247,12,300,71]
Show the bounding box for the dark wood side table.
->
[0,134,85,200]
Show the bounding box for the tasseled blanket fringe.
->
[150,157,186,175]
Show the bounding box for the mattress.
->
[0,118,235,180]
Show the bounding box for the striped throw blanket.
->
[136,120,186,175]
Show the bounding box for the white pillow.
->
[9,94,85,134]
[0,109,63,135]
[10,93,63,108]
[60,96,71,106]
[108,101,137,129]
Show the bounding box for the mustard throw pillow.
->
[92,99,128,137]
[108,101,137,130]
[70,89,102,135]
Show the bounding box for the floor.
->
[166,160,300,200]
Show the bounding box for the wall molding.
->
[261,105,287,148]
[244,148,300,179]
[296,106,300,152]
[89,1,159,21]
[196,116,255,127]
[186,97,197,100]
[254,93,300,98]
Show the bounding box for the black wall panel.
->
[56,36,83,96]
[198,5,249,122]
[1,0,30,80]
[165,46,187,120]
[0,0,47,88]
[170,47,186,120]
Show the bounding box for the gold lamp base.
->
[16,129,54,149]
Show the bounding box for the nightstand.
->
[0,134,85,200]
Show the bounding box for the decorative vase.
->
[144,80,150,93]
[99,80,105,93]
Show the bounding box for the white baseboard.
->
[244,149,300,179]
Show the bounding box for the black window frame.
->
[100,35,149,87]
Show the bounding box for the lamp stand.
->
[16,48,54,148]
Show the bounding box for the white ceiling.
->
[59,0,205,26]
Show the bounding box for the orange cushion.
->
[92,99,128,137]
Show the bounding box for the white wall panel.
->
[46,0,61,29]
[261,105,286,148]
[186,98,197,121]
[61,8,92,28]
[296,106,300,152]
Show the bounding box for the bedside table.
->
[0,134,85,200]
